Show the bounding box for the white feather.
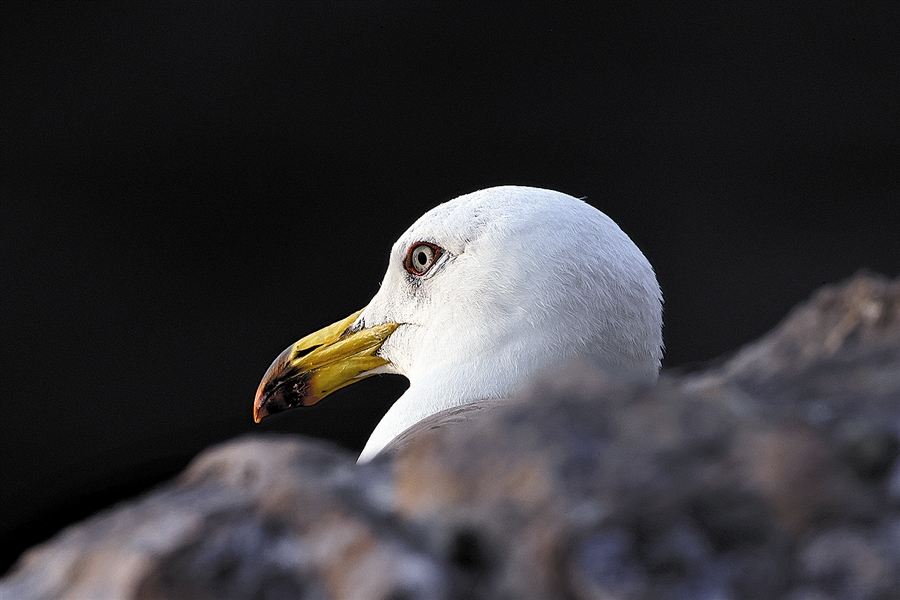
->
[356,186,663,462]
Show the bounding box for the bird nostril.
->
[292,345,316,359]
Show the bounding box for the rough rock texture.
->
[3,272,899,600]
[2,440,451,600]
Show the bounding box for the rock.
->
[2,272,899,599]
[2,438,452,600]
[688,270,900,441]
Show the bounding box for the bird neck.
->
[356,366,514,462]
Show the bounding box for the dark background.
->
[2,2,898,573]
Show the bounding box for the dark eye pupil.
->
[417,251,427,265]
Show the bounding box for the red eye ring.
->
[404,242,442,276]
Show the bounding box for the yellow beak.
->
[253,309,399,422]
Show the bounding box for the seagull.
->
[253,186,663,462]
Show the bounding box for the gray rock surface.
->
[3,272,899,600]
[2,440,450,600]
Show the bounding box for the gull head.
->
[254,186,663,460]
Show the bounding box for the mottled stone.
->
[2,272,898,600]
[390,272,899,599]
[2,438,452,600]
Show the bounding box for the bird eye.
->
[404,242,441,276]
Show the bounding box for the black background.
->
[2,2,898,573]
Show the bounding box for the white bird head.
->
[254,186,663,461]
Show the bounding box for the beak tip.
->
[253,403,268,423]
[253,386,268,423]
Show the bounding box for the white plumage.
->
[353,186,663,461]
